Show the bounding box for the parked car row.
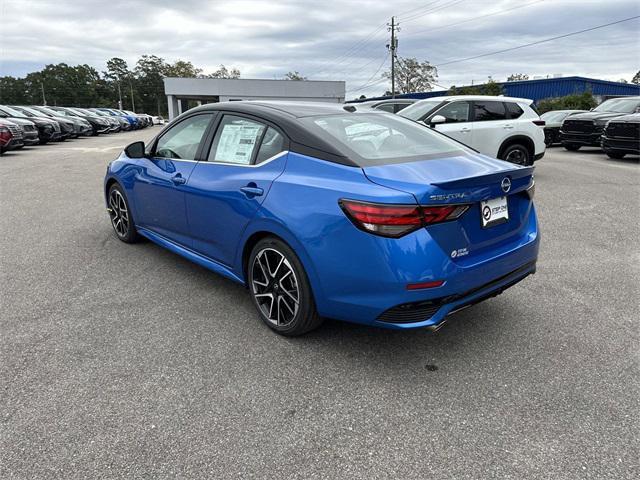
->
[554,96,640,159]
[0,105,160,154]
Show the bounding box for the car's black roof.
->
[182,101,389,166]
[191,100,360,119]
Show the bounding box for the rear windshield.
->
[301,112,470,166]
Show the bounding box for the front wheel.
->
[605,151,625,159]
[564,144,580,151]
[248,237,323,336]
[108,184,140,243]
[501,143,532,166]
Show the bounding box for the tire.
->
[564,144,581,151]
[605,151,625,159]
[500,143,532,166]
[107,183,140,243]
[248,237,323,336]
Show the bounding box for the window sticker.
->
[214,123,264,164]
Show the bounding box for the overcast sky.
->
[1,0,638,98]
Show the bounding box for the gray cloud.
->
[1,0,638,98]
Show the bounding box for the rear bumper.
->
[375,261,536,330]
[312,203,540,330]
[601,135,640,154]
[559,130,602,146]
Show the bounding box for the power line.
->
[345,51,390,93]
[396,1,444,21]
[434,15,640,68]
[307,23,388,78]
[408,0,546,37]
[399,0,466,24]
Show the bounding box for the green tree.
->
[203,65,241,79]
[284,71,307,80]
[537,92,597,114]
[0,76,29,104]
[507,73,529,82]
[631,70,640,84]
[21,63,105,106]
[133,55,169,115]
[383,57,437,94]
[448,80,503,96]
[165,60,202,77]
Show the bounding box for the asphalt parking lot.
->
[1,131,638,479]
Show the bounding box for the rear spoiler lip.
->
[431,165,534,189]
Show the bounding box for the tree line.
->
[0,56,242,116]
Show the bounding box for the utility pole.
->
[388,16,399,98]
[117,82,123,110]
[129,79,135,112]
[41,82,47,106]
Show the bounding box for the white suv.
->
[398,95,546,165]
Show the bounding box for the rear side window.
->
[433,102,470,123]
[473,101,507,121]
[208,115,267,165]
[255,127,286,164]
[375,104,395,113]
[506,102,524,119]
[394,103,411,112]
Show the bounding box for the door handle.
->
[460,127,471,133]
[171,174,187,185]
[240,184,264,197]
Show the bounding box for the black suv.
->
[559,96,640,151]
[601,113,640,159]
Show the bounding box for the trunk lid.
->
[363,152,535,261]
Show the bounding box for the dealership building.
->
[349,76,640,105]
[164,77,346,120]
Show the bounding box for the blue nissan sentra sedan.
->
[104,101,539,336]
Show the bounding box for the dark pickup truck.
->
[559,96,640,151]
[601,113,640,159]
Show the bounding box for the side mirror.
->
[430,115,446,126]
[124,141,145,158]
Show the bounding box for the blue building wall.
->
[349,76,640,105]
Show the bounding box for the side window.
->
[433,102,470,123]
[394,103,411,113]
[506,102,524,119]
[255,127,286,164]
[375,104,395,113]
[208,115,266,165]
[155,114,213,160]
[473,101,507,121]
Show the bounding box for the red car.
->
[0,119,24,154]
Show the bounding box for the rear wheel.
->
[248,237,323,336]
[564,144,581,151]
[108,184,140,243]
[501,143,532,166]
[605,151,625,159]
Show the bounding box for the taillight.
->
[340,199,468,238]
[0,127,11,142]
[532,120,545,126]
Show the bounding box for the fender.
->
[236,214,326,311]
